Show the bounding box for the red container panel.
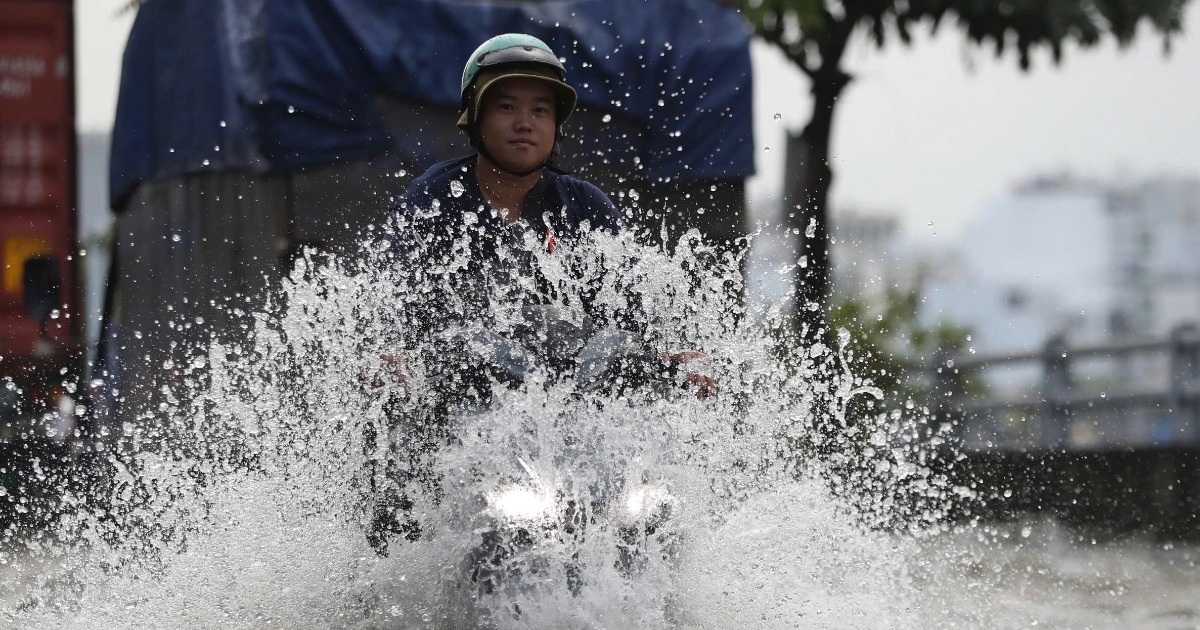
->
[0,0,79,366]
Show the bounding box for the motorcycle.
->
[460,452,679,601]
[368,305,686,619]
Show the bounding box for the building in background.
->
[923,173,1200,354]
[921,174,1114,355]
[745,199,922,314]
[751,172,1200,357]
[1108,177,1200,338]
[829,209,911,300]
[915,173,1200,399]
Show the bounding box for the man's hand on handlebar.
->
[366,352,408,389]
[661,351,718,401]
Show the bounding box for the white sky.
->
[75,1,1200,243]
[751,3,1200,243]
[75,1,134,130]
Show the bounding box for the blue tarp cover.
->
[110,0,755,210]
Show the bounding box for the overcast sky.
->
[76,1,1200,244]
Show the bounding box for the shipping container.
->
[0,0,83,525]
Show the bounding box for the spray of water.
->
[1,224,965,628]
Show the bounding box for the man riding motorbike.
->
[370,33,715,555]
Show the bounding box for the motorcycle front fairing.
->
[369,305,685,570]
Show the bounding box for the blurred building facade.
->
[748,172,1199,411]
[829,209,911,300]
[743,201,919,313]
[1108,177,1200,338]
[921,173,1200,355]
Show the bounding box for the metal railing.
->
[934,323,1200,452]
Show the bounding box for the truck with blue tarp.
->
[98,0,755,428]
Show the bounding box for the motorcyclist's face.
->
[477,77,556,174]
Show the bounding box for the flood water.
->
[912,520,1200,628]
[4,512,1197,627]
[2,227,1198,628]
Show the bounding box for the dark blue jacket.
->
[383,155,626,335]
[389,155,623,246]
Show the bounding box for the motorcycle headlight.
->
[489,485,556,523]
[623,485,676,523]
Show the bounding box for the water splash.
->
[1,225,959,628]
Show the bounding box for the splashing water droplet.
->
[3,216,975,627]
[449,180,465,198]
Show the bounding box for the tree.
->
[738,0,1189,342]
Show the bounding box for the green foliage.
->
[827,286,979,423]
[739,0,1188,71]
